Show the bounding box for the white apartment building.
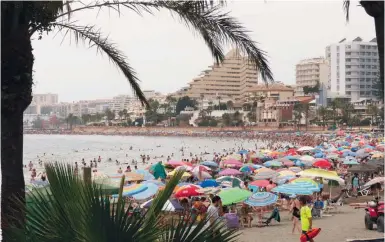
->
[326,37,379,101]
[295,57,328,96]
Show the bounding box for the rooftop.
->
[248,83,294,92]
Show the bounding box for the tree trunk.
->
[361,1,384,98]
[1,6,34,238]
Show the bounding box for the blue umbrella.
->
[199,179,219,188]
[132,183,159,200]
[314,153,324,158]
[244,192,278,207]
[272,184,318,195]
[238,150,249,155]
[135,169,155,180]
[200,161,218,167]
[294,160,304,167]
[248,185,259,193]
[263,160,282,167]
[351,147,358,152]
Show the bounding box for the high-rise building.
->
[32,93,59,106]
[295,57,328,96]
[179,49,259,99]
[326,37,379,101]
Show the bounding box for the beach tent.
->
[151,162,167,180]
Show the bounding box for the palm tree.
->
[226,100,234,110]
[216,96,222,110]
[8,163,238,241]
[67,113,74,130]
[118,110,124,121]
[367,104,379,126]
[200,93,205,110]
[344,1,384,96]
[317,106,329,130]
[330,98,342,125]
[2,1,274,232]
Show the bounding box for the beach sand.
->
[239,206,382,242]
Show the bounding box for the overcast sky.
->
[32,0,376,102]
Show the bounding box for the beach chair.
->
[357,186,371,197]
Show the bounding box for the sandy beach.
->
[239,206,382,242]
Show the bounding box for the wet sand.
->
[239,206,383,242]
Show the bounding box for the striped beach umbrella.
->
[244,192,278,207]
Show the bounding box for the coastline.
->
[24,126,329,137]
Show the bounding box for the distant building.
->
[245,82,295,101]
[32,93,58,106]
[326,37,379,101]
[295,57,328,96]
[175,49,259,99]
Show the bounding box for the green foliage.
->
[32,116,44,129]
[175,96,197,114]
[7,163,238,242]
[105,108,115,121]
[197,117,218,127]
[213,103,227,110]
[302,81,320,95]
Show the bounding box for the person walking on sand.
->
[299,196,314,242]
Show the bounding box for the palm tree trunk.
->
[361,1,384,96]
[1,10,34,237]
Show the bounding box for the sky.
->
[32,0,376,102]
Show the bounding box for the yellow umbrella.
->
[298,169,344,183]
[167,170,191,177]
[290,177,318,186]
[254,167,274,174]
[278,170,296,177]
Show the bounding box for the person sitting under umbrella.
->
[263,204,281,226]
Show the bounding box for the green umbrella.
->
[218,188,252,206]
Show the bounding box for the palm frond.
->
[48,0,273,83]
[9,163,188,242]
[343,0,350,21]
[53,22,149,107]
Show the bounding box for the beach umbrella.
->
[285,155,301,161]
[244,192,278,207]
[238,150,249,155]
[342,151,356,157]
[272,183,317,195]
[289,167,302,173]
[141,180,165,186]
[219,168,242,176]
[134,169,155,180]
[197,187,221,195]
[298,169,344,183]
[283,160,295,167]
[223,159,243,168]
[342,157,359,165]
[278,170,296,177]
[199,179,219,188]
[174,165,193,172]
[200,161,218,167]
[297,146,315,152]
[218,188,252,206]
[253,168,278,180]
[273,176,294,185]
[174,185,203,198]
[167,170,191,178]
[132,183,160,200]
[192,165,211,173]
[165,160,185,167]
[313,160,332,169]
[239,166,253,173]
[250,180,270,187]
[263,160,282,167]
[314,153,325,158]
[299,155,315,162]
[192,170,212,180]
[141,199,184,212]
[112,184,147,198]
[248,185,259,193]
[364,177,385,187]
[216,176,243,188]
[290,178,318,186]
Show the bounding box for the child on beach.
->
[299,196,314,242]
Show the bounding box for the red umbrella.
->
[286,149,298,156]
[174,185,203,198]
[313,160,332,169]
[250,180,270,187]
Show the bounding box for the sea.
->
[24,134,285,179]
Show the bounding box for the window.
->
[346,91,351,95]
[346,72,351,75]
[346,78,351,82]
[366,91,371,95]
[360,52,365,56]
[346,85,351,88]
[366,78,371,82]
[372,65,377,69]
[360,91,365,95]
[366,52,371,56]
[346,45,351,49]
[366,65,371,68]
[372,72,378,75]
[360,65,365,68]
[346,65,351,69]
[366,58,371,62]
[346,58,351,62]
[361,59,366,62]
[360,85,365,88]
[366,72,371,75]
[361,71,365,75]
